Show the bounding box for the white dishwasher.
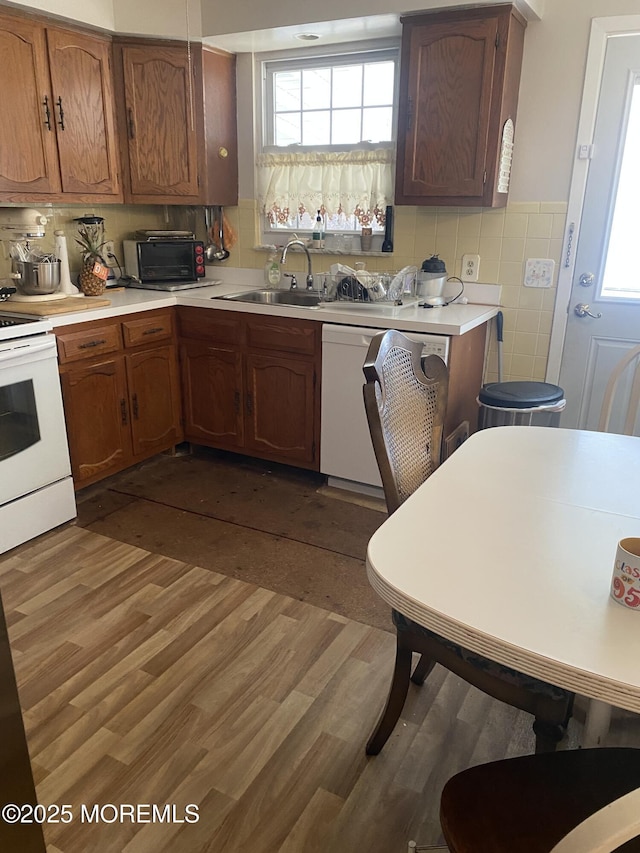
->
[320,324,449,496]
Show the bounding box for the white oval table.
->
[366,426,640,747]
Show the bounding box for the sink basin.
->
[214,289,322,308]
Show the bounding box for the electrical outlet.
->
[103,240,115,260]
[462,253,480,282]
[443,421,470,460]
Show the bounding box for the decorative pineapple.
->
[75,221,107,296]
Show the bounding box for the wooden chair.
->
[362,330,574,756]
[439,748,640,852]
[599,343,640,434]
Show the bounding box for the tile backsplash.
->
[0,199,565,384]
[220,198,567,385]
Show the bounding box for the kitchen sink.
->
[214,289,322,308]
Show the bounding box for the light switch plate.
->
[524,258,555,288]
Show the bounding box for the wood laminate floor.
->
[2,452,640,852]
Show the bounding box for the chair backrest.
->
[549,785,640,853]
[599,343,640,435]
[363,329,448,515]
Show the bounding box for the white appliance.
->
[321,324,449,497]
[0,313,76,555]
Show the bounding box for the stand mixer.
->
[0,208,77,301]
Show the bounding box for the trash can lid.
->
[479,381,565,409]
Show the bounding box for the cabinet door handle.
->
[56,96,65,131]
[406,96,413,130]
[120,399,128,425]
[78,338,107,349]
[42,96,52,131]
[128,108,135,139]
[142,327,164,336]
[246,392,253,415]
[234,390,240,414]
[132,393,139,420]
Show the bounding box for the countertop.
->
[9,274,499,337]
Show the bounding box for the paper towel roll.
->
[54,230,80,295]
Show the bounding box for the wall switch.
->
[461,254,480,282]
[524,258,555,288]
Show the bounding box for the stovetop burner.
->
[0,311,53,341]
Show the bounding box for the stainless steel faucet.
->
[280,240,314,290]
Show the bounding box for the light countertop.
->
[16,274,498,337]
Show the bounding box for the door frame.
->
[547,15,640,384]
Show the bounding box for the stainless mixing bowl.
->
[12,260,61,295]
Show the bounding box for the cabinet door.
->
[180,341,244,449]
[245,353,317,467]
[126,345,182,458]
[119,44,200,202]
[60,356,132,488]
[397,15,498,203]
[0,13,61,195]
[46,28,121,197]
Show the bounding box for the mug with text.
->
[611,537,640,609]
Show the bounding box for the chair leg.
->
[532,718,564,753]
[366,634,413,755]
[410,653,436,686]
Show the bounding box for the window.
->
[264,50,397,150]
[257,45,399,241]
[600,73,640,300]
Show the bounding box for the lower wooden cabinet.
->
[178,308,321,470]
[58,309,182,488]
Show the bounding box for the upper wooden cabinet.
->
[0,11,121,202]
[395,5,526,208]
[113,39,238,206]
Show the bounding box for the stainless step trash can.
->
[478,381,566,429]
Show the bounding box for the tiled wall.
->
[0,204,168,281]
[223,199,567,384]
[1,199,565,384]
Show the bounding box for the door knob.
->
[578,272,595,287]
[574,303,602,319]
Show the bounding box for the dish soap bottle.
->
[312,210,324,249]
[264,247,281,287]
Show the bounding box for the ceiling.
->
[202,14,402,54]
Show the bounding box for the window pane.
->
[274,71,300,112]
[363,61,394,106]
[333,65,363,108]
[302,68,330,109]
[275,113,301,146]
[601,79,640,299]
[331,108,362,144]
[362,106,393,143]
[302,110,330,145]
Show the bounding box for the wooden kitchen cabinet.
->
[0,11,121,202]
[395,4,526,208]
[58,310,182,489]
[113,39,238,206]
[178,308,320,469]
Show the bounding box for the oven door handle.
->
[0,339,56,365]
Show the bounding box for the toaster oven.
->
[123,237,206,287]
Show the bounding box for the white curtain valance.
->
[257,148,394,226]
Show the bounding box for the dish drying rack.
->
[319,265,418,306]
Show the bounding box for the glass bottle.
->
[312,210,324,249]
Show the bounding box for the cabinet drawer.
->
[57,323,121,364]
[177,306,243,344]
[246,315,317,356]
[122,312,173,348]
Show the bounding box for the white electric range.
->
[0,312,76,555]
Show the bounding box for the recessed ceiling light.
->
[295,33,321,41]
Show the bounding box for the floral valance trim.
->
[257,148,394,227]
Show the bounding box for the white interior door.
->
[559,34,640,433]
